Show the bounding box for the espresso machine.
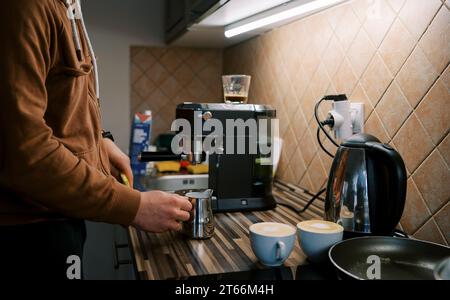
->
[140,103,277,213]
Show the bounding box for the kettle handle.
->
[367,143,407,235]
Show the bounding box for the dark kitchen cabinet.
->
[166,0,226,43]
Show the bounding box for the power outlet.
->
[351,103,365,135]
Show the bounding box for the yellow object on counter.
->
[155,161,181,173]
[120,174,131,187]
[187,164,209,174]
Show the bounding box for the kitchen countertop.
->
[127,182,334,280]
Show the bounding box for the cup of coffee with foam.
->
[297,220,344,263]
[249,222,296,267]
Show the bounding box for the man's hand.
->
[103,138,134,187]
[132,191,193,233]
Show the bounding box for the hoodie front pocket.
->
[62,63,92,77]
[75,147,99,170]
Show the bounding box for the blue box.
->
[130,111,152,176]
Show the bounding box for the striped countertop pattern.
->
[128,183,325,280]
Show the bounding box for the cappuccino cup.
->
[297,220,344,263]
[249,222,296,267]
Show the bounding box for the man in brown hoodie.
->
[0,0,192,279]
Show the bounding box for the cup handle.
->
[276,241,287,262]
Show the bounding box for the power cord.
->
[300,188,327,213]
[317,126,335,158]
[289,95,346,214]
[277,188,327,214]
[314,97,340,148]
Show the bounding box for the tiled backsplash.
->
[223,0,449,244]
[130,47,223,141]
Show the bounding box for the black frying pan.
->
[329,237,450,280]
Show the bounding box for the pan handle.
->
[393,229,409,238]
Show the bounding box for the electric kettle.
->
[325,134,407,238]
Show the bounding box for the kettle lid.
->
[342,134,381,148]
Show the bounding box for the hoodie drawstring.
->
[65,0,83,61]
[65,0,100,100]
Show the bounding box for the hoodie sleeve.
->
[0,0,141,225]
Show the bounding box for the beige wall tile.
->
[299,129,318,167]
[438,134,450,166]
[299,173,314,192]
[318,138,335,172]
[322,35,345,79]
[133,75,156,99]
[350,83,374,121]
[131,62,145,84]
[398,0,442,41]
[300,87,317,123]
[362,0,396,47]
[290,66,310,102]
[143,89,169,114]
[308,13,334,56]
[146,62,170,86]
[186,52,211,74]
[149,48,168,60]
[434,203,450,244]
[351,0,372,23]
[400,179,432,234]
[347,29,377,78]
[283,126,298,162]
[325,2,349,29]
[283,87,301,122]
[131,47,222,139]
[290,148,307,185]
[277,107,290,138]
[376,81,413,138]
[361,53,394,106]
[160,49,183,73]
[333,58,359,96]
[130,91,142,116]
[173,64,196,88]
[419,6,450,75]
[160,77,183,99]
[310,63,331,100]
[393,114,434,172]
[133,48,156,72]
[308,154,328,191]
[284,166,298,185]
[396,46,439,108]
[413,218,447,245]
[442,65,450,90]
[334,4,361,51]
[387,0,406,13]
[276,150,289,180]
[290,108,308,141]
[413,150,450,214]
[365,110,391,143]
[416,78,450,145]
[302,47,323,83]
[379,19,416,76]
